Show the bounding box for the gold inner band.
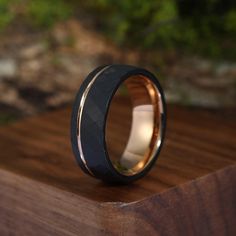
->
[106,75,163,175]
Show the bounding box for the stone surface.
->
[0,20,235,120]
[0,59,17,78]
[164,57,236,107]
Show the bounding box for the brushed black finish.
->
[71,64,166,184]
[71,65,106,176]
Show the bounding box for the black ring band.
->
[71,64,166,184]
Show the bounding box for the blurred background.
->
[0,0,235,125]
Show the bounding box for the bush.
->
[84,0,236,59]
[0,0,73,30]
[0,0,14,30]
[27,0,72,28]
[0,0,235,59]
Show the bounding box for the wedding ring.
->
[71,65,166,183]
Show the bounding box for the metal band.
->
[77,66,110,175]
[71,65,166,183]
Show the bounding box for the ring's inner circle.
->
[105,75,163,176]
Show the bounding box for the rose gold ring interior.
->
[106,75,164,176]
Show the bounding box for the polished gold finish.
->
[107,75,164,176]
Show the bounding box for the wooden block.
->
[0,102,235,235]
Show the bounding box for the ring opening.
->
[105,75,163,176]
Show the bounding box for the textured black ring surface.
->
[71,64,166,184]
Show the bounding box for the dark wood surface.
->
[0,101,235,235]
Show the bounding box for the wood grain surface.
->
[0,99,235,235]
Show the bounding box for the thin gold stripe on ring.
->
[77,66,111,176]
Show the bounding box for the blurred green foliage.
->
[27,0,72,28]
[0,0,235,59]
[0,0,72,29]
[85,0,236,58]
[0,0,14,30]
